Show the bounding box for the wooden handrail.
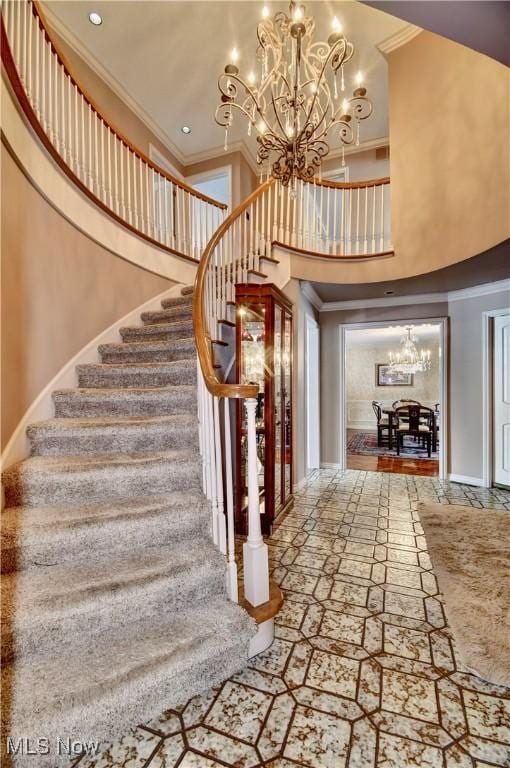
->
[30,1,226,210]
[193,175,392,398]
[193,179,275,399]
[313,175,390,190]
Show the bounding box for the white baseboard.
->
[448,473,486,488]
[1,284,184,471]
[320,462,344,470]
[347,423,377,432]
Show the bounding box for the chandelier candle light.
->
[388,327,432,375]
[215,2,373,188]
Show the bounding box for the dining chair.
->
[372,400,390,447]
[395,404,433,457]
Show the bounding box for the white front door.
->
[306,316,320,470]
[494,314,510,487]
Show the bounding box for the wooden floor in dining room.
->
[346,429,439,477]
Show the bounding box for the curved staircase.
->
[1,287,255,768]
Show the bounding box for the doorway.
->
[340,319,448,478]
[483,310,510,488]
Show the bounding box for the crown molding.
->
[40,3,187,166]
[301,282,323,311]
[315,278,510,312]
[447,278,510,303]
[377,24,422,56]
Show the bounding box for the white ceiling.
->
[346,324,441,348]
[43,1,407,165]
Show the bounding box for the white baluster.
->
[223,398,238,602]
[243,397,270,607]
[364,185,368,254]
[380,183,384,252]
[371,185,376,254]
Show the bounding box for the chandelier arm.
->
[303,38,348,128]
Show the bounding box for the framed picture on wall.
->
[376,364,414,387]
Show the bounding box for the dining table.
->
[382,408,439,452]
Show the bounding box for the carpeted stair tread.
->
[3,449,201,507]
[53,385,197,417]
[120,318,193,342]
[99,337,195,364]
[2,599,254,767]
[1,493,210,572]
[77,359,196,388]
[27,414,198,455]
[141,306,192,325]
[2,543,227,662]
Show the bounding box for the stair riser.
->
[120,326,193,342]
[1,508,210,574]
[3,635,248,768]
[77,369,196,388]
[100,347,194,364]
[53,390,197,418]
[2,568,225,664]
[161,296,193,309]
[28,425,199,456]
[3,461,202,508]
[141,307,192,323]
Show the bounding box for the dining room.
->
[344,323,443,476]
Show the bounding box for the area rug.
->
[419,503,510,686]
[348,430,438,460]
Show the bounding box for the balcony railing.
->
[1,0,227,263]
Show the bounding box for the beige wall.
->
[346,339,440,429]
[282,280,319,486]
[1,144,173,450]
[449,289,510,480]
[388,30,510,276]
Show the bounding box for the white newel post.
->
[243,397,270,607]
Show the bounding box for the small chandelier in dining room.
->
[388,327,432,374]
[215,1,373,189]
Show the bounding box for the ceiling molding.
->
[447,278,510,303]
[301,282,323,311]
[377,24,422,56]
[41,2,187,166]
[315,278,510,312]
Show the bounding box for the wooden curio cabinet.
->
[235,284,293,535]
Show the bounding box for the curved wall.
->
[1,143,173,450]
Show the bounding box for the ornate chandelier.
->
[215,2,373,187]
[388,327,432,375]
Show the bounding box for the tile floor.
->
[74,470,510,768]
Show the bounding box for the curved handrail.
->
[1,0,226,266]
[193,174,392,399]
[193,181,274,399]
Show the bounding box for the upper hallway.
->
[2,0,509,287]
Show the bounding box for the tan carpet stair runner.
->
[1,287,256,768]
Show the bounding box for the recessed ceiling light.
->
[88,11,102,25]
[384,290,395,296]
[181,126,192,135]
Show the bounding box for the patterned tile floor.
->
[74,470,510,768]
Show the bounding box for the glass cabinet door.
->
[273,304,283,513]
[283,311,292,501]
